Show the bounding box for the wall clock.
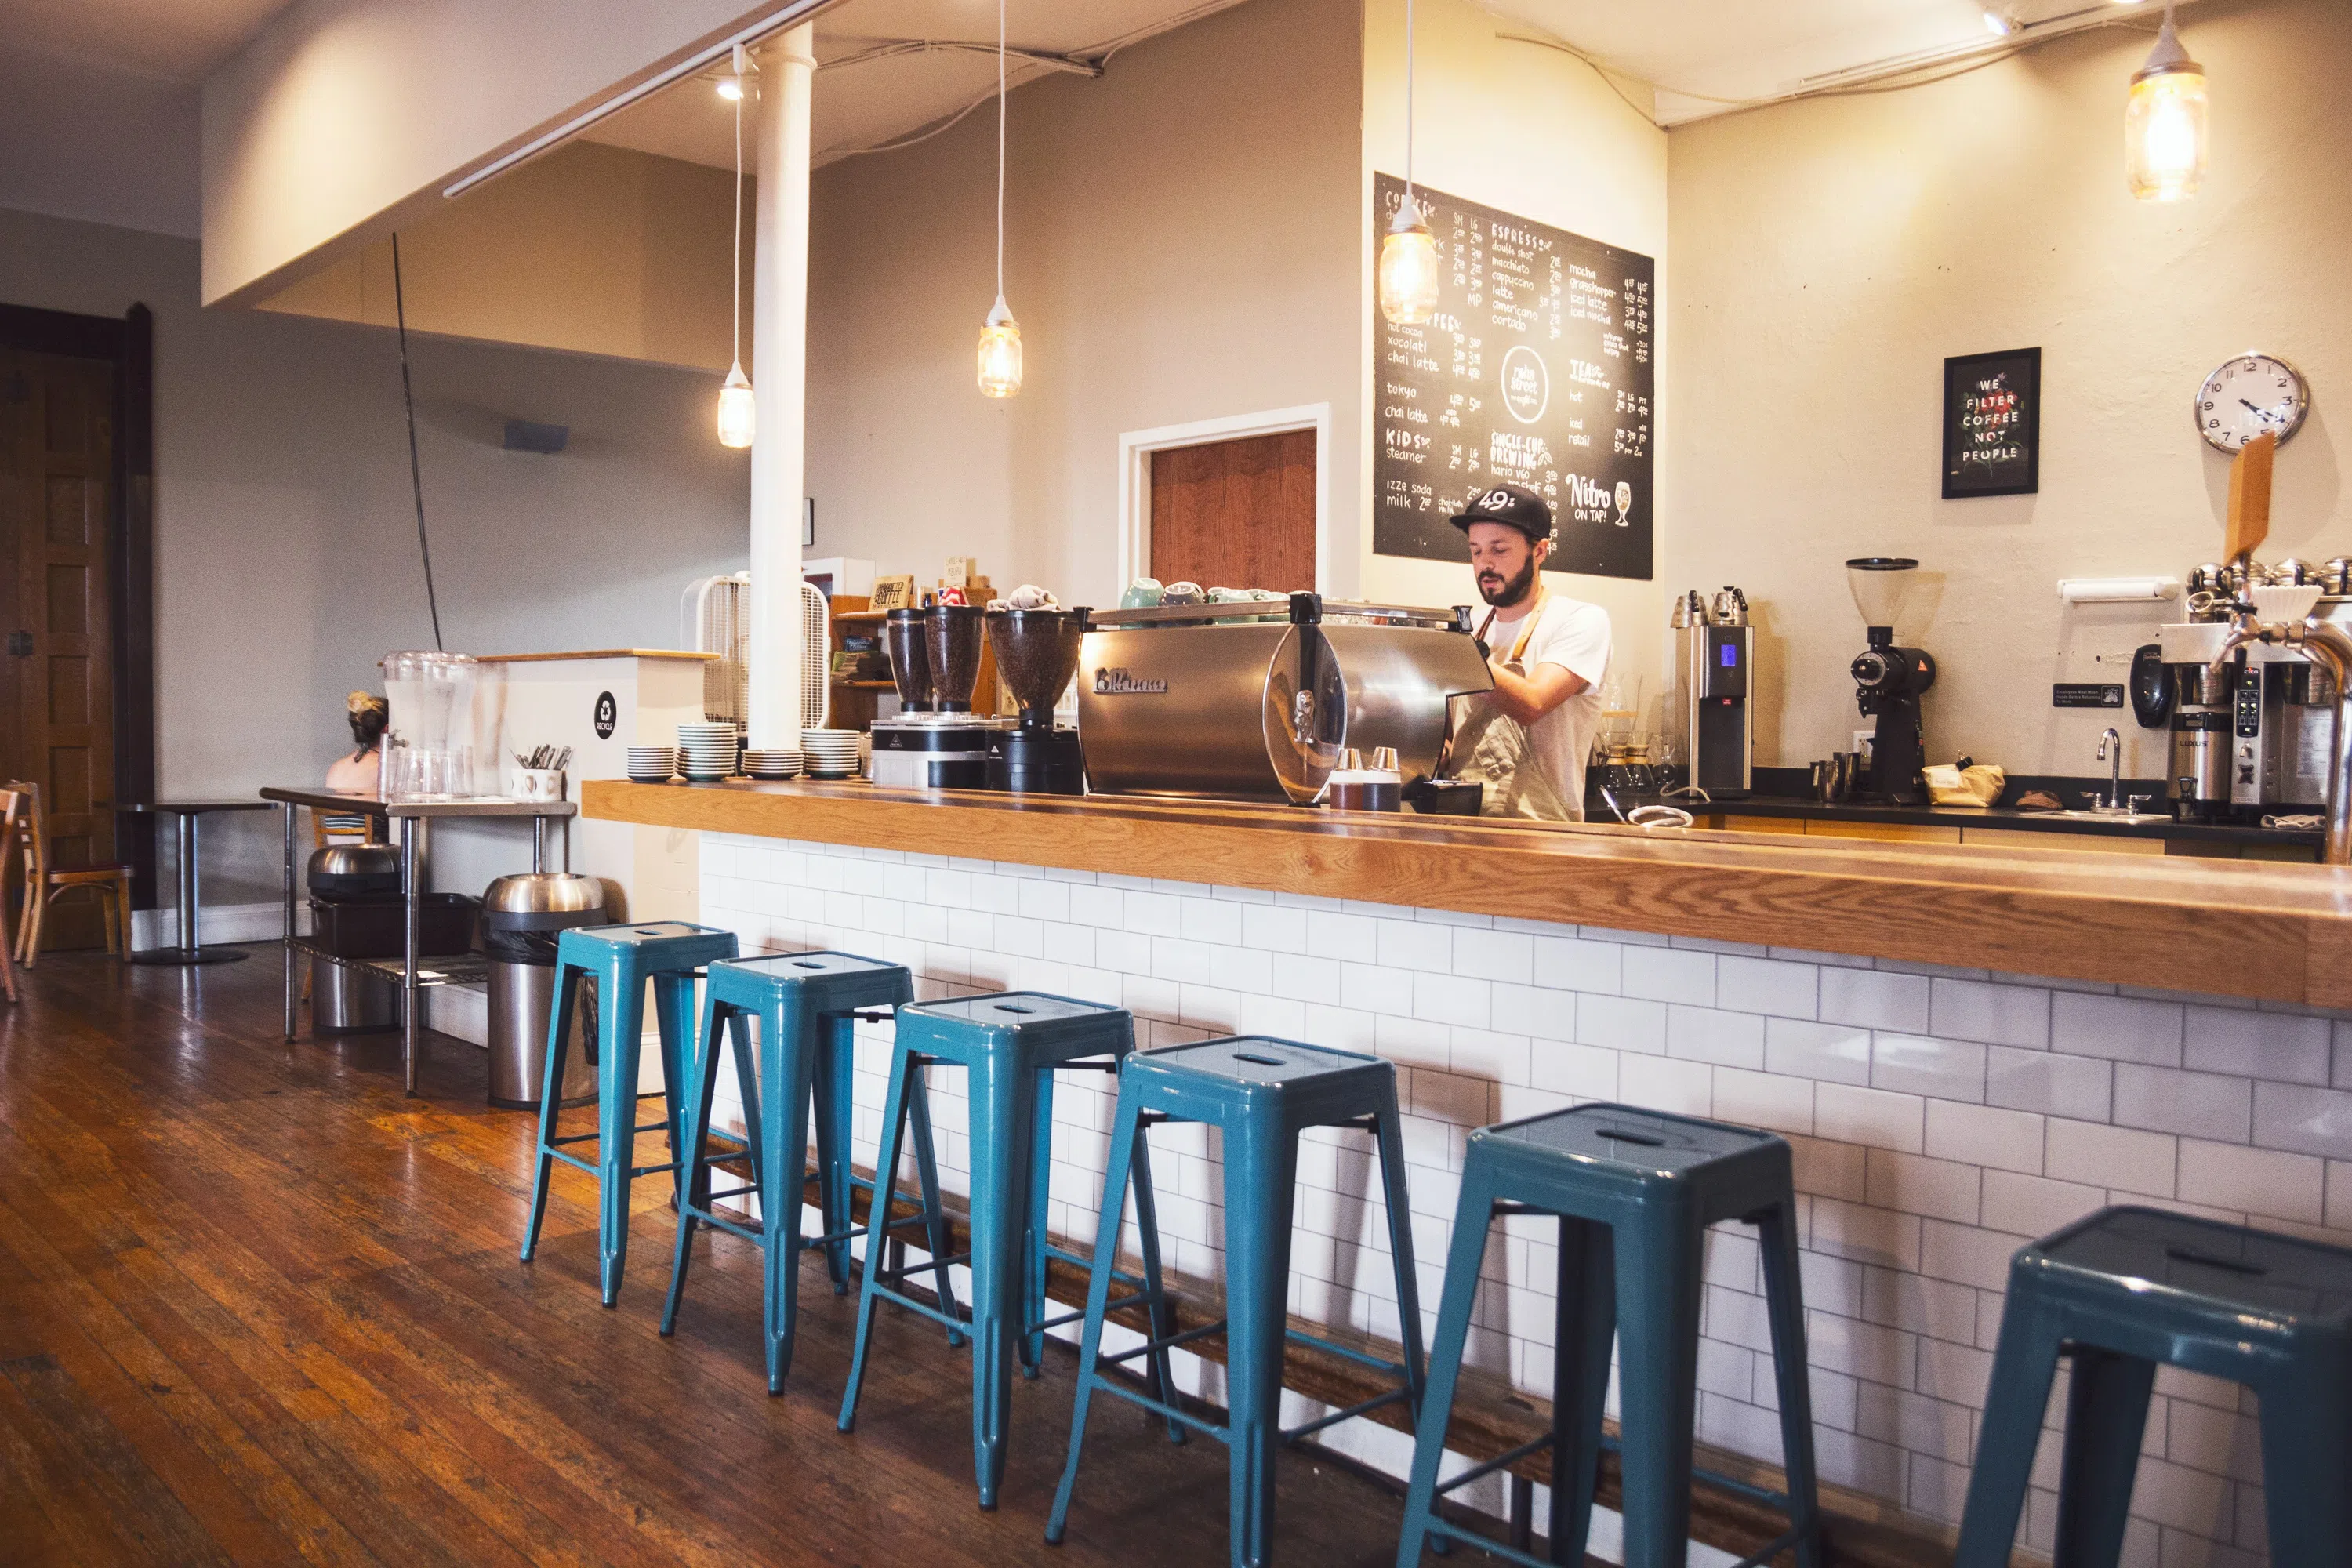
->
[2197,352,2310,452]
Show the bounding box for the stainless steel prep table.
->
[260,787,578,1094]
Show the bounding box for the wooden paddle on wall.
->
[2226,430,2278,568]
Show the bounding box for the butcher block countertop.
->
[583,779,2352,1011]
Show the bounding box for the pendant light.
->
[716,43,757,448]
[976,0,1023,398]
[2125,2,2208,202]
[1378,0,1440,326]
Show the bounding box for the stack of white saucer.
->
[677,722,740,781]
[800,730,862,779]
[741,747,800,780]
[626,746,678,782]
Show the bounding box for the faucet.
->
[2208,608,2352,863]
[2096,728,2123,811]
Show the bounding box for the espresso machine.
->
[984,606,1089,793]
[1664,586,1754,799]
[1846,557,1937,805]
[870,604,1003,789]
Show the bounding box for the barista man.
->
[1444,483,1612,820]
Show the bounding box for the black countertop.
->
[1682,793,2321,848]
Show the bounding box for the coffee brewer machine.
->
[984,606,1089,793]
[1665,586,1754,799]
[1846,557,1937,805]
[870,604,1002,789]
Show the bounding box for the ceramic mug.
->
[509,768,566,803]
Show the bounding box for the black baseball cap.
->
[1449,482,1553,543]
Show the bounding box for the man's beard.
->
[1476,555,1538,608]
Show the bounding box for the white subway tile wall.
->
[699,836,2352,1568]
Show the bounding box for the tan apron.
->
[1446,590,1577,821]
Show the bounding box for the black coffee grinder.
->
[1846,557,1936,804]
[984,606,1089,793]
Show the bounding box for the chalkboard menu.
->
[1373,175,1655,581]
[1941,346,2040,499]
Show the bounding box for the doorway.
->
[0,303,156,950]
[1117,404,1332,600]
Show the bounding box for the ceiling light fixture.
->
[977,0,1023,398]
[1981,8,2018,38]
[717,43,756,448]
[1377,0,1440,326]
[2126,1,2207,201]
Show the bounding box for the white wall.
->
[1664,0,2352,776]
[0,206,750,906]
[803,0,1364,606]
[0,45,201,239]
[1361,0,1670,695]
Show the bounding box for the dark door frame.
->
[0,300,159,909]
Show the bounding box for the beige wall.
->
[1360,0,1670,693]
[803,0,1363,604]
[257,141,743,373]
[1665,0,2351,778]
[200,0,784,305]
[0,205,750,906]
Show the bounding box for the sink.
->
[2053,810,2174,826]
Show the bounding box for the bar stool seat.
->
[662,950,960,1393]
[838,991,1160,1510]
[1049,1035,1427,1568]
[1396,1104,1822,1568]
[519,920,739,1306]
[1955,1206,2352,1568]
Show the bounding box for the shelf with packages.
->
[825,593,1004,729]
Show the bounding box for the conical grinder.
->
[984,607,1090,793]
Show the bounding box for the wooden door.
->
[1148,429,1316,593]
[0,349,117,949]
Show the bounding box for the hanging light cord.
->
[390,234,444,652]
[731,57,744,369]
[1403,0,1415,202]
[996,0,1007,302]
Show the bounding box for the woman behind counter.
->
[321,691,388,840]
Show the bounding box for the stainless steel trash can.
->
[482,873,606,1109]
[307,844,402,1034]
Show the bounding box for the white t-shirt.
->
[1475,591,1612,820]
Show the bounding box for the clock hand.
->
[2239,397,2270,419]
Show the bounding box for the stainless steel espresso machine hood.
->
[1076,594,1494,804]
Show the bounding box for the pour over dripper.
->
[1846,557,1920,642]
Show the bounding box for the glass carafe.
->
[379,651,481,800]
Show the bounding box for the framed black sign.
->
[1943,347,2040,499]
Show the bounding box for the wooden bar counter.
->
[583,777,2352,1010]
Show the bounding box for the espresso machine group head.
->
[1846,557,1936,804]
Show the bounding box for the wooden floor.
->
[0,949,1420,1566]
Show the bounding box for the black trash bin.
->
[482,873,607,1109]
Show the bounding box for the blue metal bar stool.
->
[1048,1036,1428,1568]
[661,950,960,1392]
[839,991,1163,1510]
[1955,1206,2352,1568]
[1396,1104,1821,1568]
[519,920,739,1306]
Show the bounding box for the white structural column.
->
[746,22,816,750]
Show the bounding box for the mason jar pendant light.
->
[976,0,1024,398]
[2125,2,2208,202]
[1377,0,1440,326]
[716,43,757,448]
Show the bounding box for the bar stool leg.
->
[1225,1115,1301,1568]
[660,990,732,1336]
[1753,1199,1824,1568]
[520,959,585,1262]
[839,1044,921,1435]
[1022,1065,1058,1377]
[1126,1123,1185,1441]
[905,1066,964,1341]
[757,990,820,1392]
[815,1011,856,1291]
[1612,1216,1704,1568]
[2053,1347,2156,1568]
[1046,1083,1150,1545]
[1549,1217,1617,1566]
[967,1049,1033,1508]
[596,966,645,1307]
[1395,1165,1502,1568]
[1951,1300,2065,1568]
[1371,1081,1428,1412]
[2253,1361,2352,1568]
[651,971,697,1206]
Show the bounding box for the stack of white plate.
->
[626,746,677,782]
[741,748,800,780]
[800,729,862,779]
[677,722,740,781]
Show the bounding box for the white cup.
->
[509,768,566,802]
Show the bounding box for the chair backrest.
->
[2,780,42,886]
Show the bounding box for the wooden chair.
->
[9,779,132,967]
[0,791,22,1000]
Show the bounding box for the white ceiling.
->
[0,0,292,81]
